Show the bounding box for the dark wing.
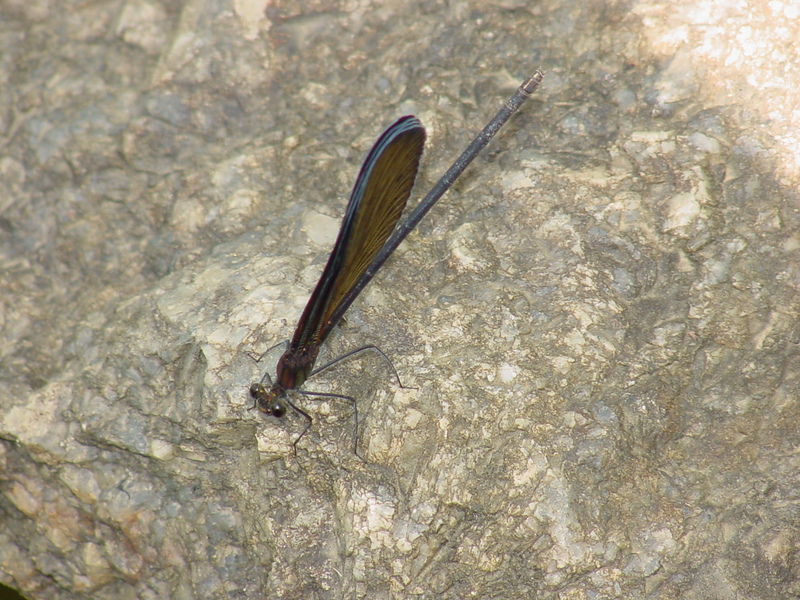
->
[289,116,426,350]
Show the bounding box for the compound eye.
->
[249,383,265,399]
[270,401,287,418]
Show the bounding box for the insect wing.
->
[289,116,426,350]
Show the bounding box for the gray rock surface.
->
[1,0,798,598]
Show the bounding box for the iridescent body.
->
[250,117,426,446]
[249,71,544,454]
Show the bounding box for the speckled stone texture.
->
[1,0,798,598]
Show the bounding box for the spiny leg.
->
[295,390,365,462]
[310,344,411,390]
[283,395,313,456]
[246,339,289,373]
[246,340,289,396]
